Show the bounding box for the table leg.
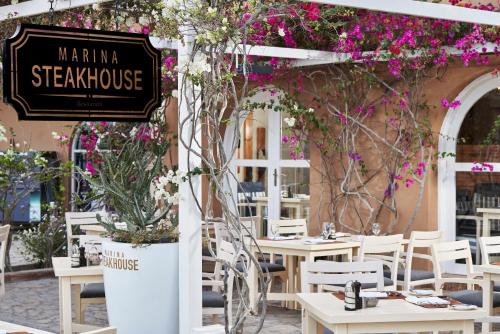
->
[287,255,296,309]
[303,310,318,334]
[482,272,493,333]
[249,248,258,312]
[60,277,73,334]
[463,320,474,334]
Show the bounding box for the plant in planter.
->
[78,108,182,334]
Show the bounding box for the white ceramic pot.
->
[102,240,179,334]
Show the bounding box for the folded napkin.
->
[303,238,334,244]
[360,291,388,298]
[405,296,450,306]
[269,236,296,240]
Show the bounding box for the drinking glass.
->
[270,224,279,239]
[371,223,381,236]
[322,222,332,240]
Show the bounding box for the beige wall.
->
[0,102,76,160]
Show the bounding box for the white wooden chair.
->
[300,260,385,293]
[214,220,287,294]
[202,239,237,324]
[65,211,107,251]
[398,231,441,291]
[480,236,500,265]
[268,218,308,237]
[0,225,10,297]
[65,211,107,324]
[357,234,403,291]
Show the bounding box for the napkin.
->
[405,296,450,306]
[360,291,388,298]
[303,238,334,244]
[269,236,296,240]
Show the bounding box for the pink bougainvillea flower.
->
[441,98,461,109]
[405,178,414,188]
[348,151,362,161]
[85,161,96,176]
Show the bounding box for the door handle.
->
[273,168,278,187]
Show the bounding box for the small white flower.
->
[340,32,347,39]
[278,28,285,37]
[92,3,101,10]
[284,117,296,127]
[293,104,299,111]
[138,16,149,26]
[15,143,20,148]
[308,108,315,113]
[171,90,178,98]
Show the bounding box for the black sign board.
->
[3,24,162,121]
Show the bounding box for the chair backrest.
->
[0,225,10,272]
[403,231,441,290]
[268,219,307,237]
[431,239,474,279]
[358,234,403,288]
[65,211,107,251]
[480,236,500,265]
[301,260,384,293]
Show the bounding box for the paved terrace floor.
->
[1,278,498,333]
[0,278,301,333]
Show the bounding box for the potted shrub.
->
[79,111,182,334]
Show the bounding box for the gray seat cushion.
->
[383,269,434,281]
[494,283,500,292]
[80,283,105,298]
[448,290,500,307]
[334,277,393,289]
[234,262,286,273]
[202,290,224,308]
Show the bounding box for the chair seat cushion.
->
[383,269,434,281]
[235,262,286,273]
[80,283,105,298]
[494,283,500,292]
[202,290,224,308]
[448,290,500,307]
[334,277,393,289]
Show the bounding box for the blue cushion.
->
[80,283,105,298]
[202,290,224,308]
[448,290,500,307]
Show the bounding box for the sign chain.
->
[115,0,120,31]
[48,0,55,26]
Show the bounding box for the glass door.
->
[233,95,310,236]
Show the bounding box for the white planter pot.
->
[102,240,179,334]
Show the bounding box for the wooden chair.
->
[398,231,441,291]
[202,239,237,324]
[301,260,385,293]
[65,211,107,324]
[431,240,500,308]
[65,211,107,251]
[480,236,500,266]
[0,225,10,297]
[357,234,403,291]
[214,220,287,294]
[268,218,308,237]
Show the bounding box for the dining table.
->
[0,320,54,334]
[248,236,359,310]
[297,292,484,334]
[52,257,104,334]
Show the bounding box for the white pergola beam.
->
[0,0,112,21]
[307,0,500,26]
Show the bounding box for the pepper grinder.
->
[79,246,87,267]
[352,281,362,309]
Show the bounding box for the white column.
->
[177,36,203,332]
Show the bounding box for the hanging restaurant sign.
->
[3,24,162,121]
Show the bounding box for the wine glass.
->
[270,224,280,239]
[371,223,381,236]
[322,222,332,240]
